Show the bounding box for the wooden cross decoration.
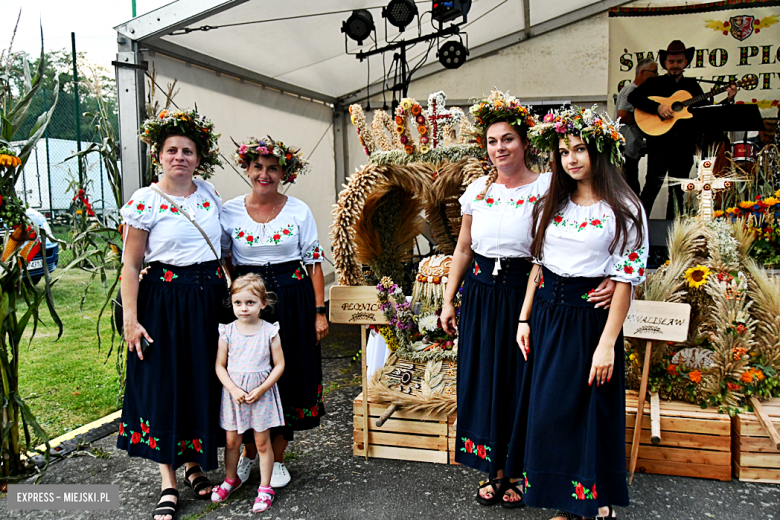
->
[677,157,739,221]
[425,91,463,149]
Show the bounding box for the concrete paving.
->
[2,323,778,519]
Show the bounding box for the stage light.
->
[342,9,375,45]
[432,0,472,24]
[438,39,468,69]
[383,0,418,32]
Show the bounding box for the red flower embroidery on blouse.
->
[247,235,254,242]
[202,201,210,208]
[554,215,563,223]
[131,432,141,444]
[528,196,537,203]
[579,222,588,229]
[623,265,634,274]
[273,234,281,241]
[137,203,145,211]
[238,231,245,237]
[171,207,179,213]
[591,219,601,226]
[283,229,290,235]
[639,267,645,276]
[628,252,639,261]
[464,438,474,454]
[160,204,169,210]
[486,197,494,204]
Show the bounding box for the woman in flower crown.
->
[221,136,327,489]
[514,106,648,520]
[118,109,229,520]
[440,92,615,508]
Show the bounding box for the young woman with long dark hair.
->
[514,106,648,520]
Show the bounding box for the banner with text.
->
[609,0,780,117]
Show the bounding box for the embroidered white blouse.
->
[220,195,323,266]
[538,199,649,285]
[459,172,552,259]
[121,179,223,266]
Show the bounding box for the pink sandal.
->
[252,486,275,513]
[211,477,242,503]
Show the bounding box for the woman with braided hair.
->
[441,92,615,508]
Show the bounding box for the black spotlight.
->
[342,9,375,45]
[438,39,468,69]
[383,0,418,32]
[432,1,472,24]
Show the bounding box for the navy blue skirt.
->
[236,261,325,434]
[455,253,532,476]
[520,267,629,517]
[117,260,231,471]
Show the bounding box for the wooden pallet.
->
[353,392,455,464]
[625,391,732,481]
[732,398,780,484]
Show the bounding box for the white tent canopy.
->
[114,0,631,283]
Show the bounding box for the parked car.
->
[24,208,59,284]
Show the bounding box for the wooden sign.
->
[329,285,389,325]
[623,300,691,343]
[623,299,691,484]
[328,284,389,459]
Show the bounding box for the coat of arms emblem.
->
[729,15,755,40]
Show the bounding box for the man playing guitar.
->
[629,40,737,218]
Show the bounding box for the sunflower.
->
[684,265,711,289]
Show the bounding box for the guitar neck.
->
[683,84,732,107]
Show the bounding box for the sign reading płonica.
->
[609,1,780,117]
[329,285,390,325]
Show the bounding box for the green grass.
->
[18,269,123,444]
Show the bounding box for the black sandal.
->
[554,511,583,520]
[184,465,212,500]
[500,479,525,509]
[152,488,178,520]
[475,477,505,506]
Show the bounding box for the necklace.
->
[248,195,283,234]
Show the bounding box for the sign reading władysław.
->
[623,300,692,342]
[609,1,780,117]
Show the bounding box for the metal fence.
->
[13,84,121,266]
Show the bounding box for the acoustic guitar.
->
[634,77,756,136]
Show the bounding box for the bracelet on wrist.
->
[518,319,529,324]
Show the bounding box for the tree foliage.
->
[7,49,118,143]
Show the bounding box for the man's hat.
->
[659,40,695,68]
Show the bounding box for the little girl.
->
[212,273,285,513]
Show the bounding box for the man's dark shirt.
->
[628,74,707,154]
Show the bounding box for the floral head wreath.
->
[468,90,536,147]
[529,105,625,164]
[139,108,222,179]
[232,136,310,185]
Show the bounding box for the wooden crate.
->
[625,391,732,481]
[732,398,780,484]
[353,392,455,464]
[447,414,459,465]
